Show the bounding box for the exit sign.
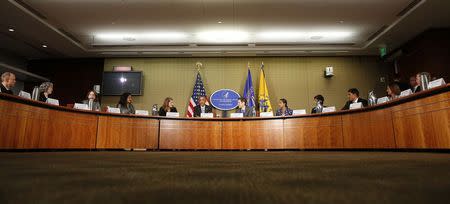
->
[379,47,387,57]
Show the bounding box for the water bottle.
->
[31,86,39,101]
[368,91,377,106]
[420,73,430,90]
[151,104,158,116]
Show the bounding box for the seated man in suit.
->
[236,97,256,117]
[193,96,213,117]
[341,88,368,110]
[1,72,16,95]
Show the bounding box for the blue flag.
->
[243,68,256,107]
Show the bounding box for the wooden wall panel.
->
[392,97,450,148]
[222,120,284,149]
[96,116,159,149]
[342,109,396,148]
[284,116,343,149]
[159,120,222,149]
[0,99,97,149]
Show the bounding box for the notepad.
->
[135,110,149,116]
[166,112,180,117]
[18,91,31,99]
[428,78,446,89]
[201,113,214,118]
[230,113,243,118]
[377,96,389,104]
[260,112,273,117]
[322,106,336,113]
[107,107,120,113]
[400,89,412,97]
[74,103,89,110]
[46,98,59,106]
[292,109,307,115]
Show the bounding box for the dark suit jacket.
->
[193,105,213,117]
[236,106,255,117]
[82,100,101,111]
[159,107,178,116]
[39,92,48,102]
[0,84,13,95]
[341,98,368,110]
[311,106,327,114]
[413,86,422,93]
[117,103,136,114]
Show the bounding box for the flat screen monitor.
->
[102,71,143,96]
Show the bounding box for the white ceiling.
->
[0,0,449,58]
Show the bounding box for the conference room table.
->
[1,84,449,150]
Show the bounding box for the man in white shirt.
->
[193,96,212,117]
[1,72,16,95]
[341,88,368,110]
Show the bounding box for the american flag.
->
[186,72,209,117]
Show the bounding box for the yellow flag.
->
[258,63,273,112]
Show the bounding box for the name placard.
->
[349,102,362,110]
[377,96,389,104]
[260,112,273,117]
[322,106,336,113]
[18,91,31,99]
[428,78,446,89]
[135,110,149,116]
[293,109,307,115]
[166,112,180,117]
[230,113,244,118]
[201,113,214,118]
[107,107,121,113]
[400,89,412,97]
[74,103,89,110]
[46,98,59,106]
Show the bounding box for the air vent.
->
[366,25,388,42]
[13,0,47,20]
[397,0,422,17]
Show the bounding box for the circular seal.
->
[210,89,241,111]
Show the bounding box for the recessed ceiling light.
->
[218,21,223,24]
[42,44,48,48]
[8,28,15,32]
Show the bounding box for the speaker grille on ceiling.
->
[366,25,388,42]
[13,0,47,20]
[397,0,422,17]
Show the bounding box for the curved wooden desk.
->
[1,84,449,150]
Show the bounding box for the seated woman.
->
[311,95,325,114]
[82,90,101,111]
[387,83,401,100]
[159,97,178,116]
[275,98,293,116]
[38,82,54,102]
[116,92,135,114]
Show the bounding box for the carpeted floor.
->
[1,151,450,204]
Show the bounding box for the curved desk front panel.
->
[1,84,449,150]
